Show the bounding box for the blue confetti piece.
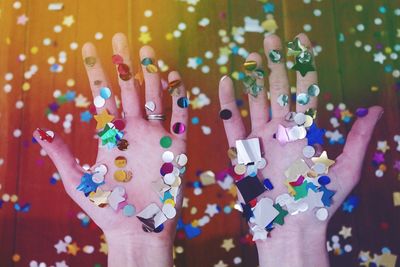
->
[184,224,201,239]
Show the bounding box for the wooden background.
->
[0,0,399,266]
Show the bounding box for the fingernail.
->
[220,75,228,83]
[378,110,384,120]
[36,128,55,143]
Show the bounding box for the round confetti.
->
[277,94,289,106]
[160,163,174,176]
[123,204,136,217]
[160,136,172,148]
[318,175,331,186]
[163,173,176,185]
[269,49,282,63]
[256,158,267,169]
[117,139,129,151]
[93,96,105,108]
[141,57,153,66]
[162,203,176,219]
[114,170,127,182]
[296,93,310,105]
[113,119,126,130]
[356,108,369,117]
[316,208,329,221]
[176,154,188,166]
[177,97,189,108]
[219,109,232,120]
[302,145,316,158]
[294,112,306,125]
[162,151,174,163]
[154,223,164,233]
[172,122,186,134]
[234,164,246,175]
[114,156,127,168]
[112,54,123,65]
[100,87,111,99]
[92,173,105,184]
[307,84,320,97]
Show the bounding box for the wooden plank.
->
[0,0,28,265]
[12,0,128,266]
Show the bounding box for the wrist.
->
[105,230,173,267]
[255,224,329,267]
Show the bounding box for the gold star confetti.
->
[62,15,75,27]
[221,238,235,252]
[99,241,108,255]
[139,32,152,44]
[89,187,111,207]
[67,242,80,256]
[339,226,352,239]
[393,192,400,207]
[311,151,335,171]
[214,260,228,267]
[94,109,114,130]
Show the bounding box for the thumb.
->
[333,106,383,188]
[33,128,83,190]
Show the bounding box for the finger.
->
[294,33,318,113]
[334,106,383,188]
[112,33,142,118]
[169,71,188,139]
[139,46,163,122]
[82,42,119,117]
[219,76,246,148]
[245,53,270,130]
[33,129,83,192]
[264,34,290,119]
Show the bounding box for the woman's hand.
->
[219,33,382,267]
[34,33,188,267]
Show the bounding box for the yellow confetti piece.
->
[22,82,30,91]
[66,79,75,87]
[30,46,39,55]
[393,192,400,207]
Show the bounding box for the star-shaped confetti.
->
[205,203,219,217]
[214,260,228,267]
[272,203,288,225]
[320,185,335,207]
[17,14,29,25]
[372,152,385,164]
[287,38,307,57]
[306,123,325,145]
[377,140,390,153]
[293,181,310,200]
[54,240,67,254]
[89,187,111,207]
[75,94,90,108]
[99,241,108,255]
[62,15,75,27]
[339,226,352,239]
[55,261,68,267]
[292,60,315,77]
[80,110,93,122]
[139,32,152,44]
[94,109,114,130]
[373,52,386,64]
[311,151,335,171]
[221,238,235,252]
[67,242,80,256]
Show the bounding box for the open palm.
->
[219,33,382,244]
[34,33,188,244]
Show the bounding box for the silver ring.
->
[147,114,166,121]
